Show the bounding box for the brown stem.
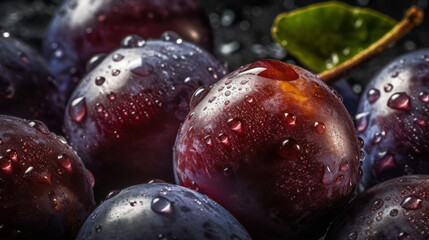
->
[317,5,424,83]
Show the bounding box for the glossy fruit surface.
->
[63,35,227,199]
[0,115,95,239]
[77,182,251,240]
[326,175,429,240]
[43,0,213,98]
[356,50,429,188]
[0,30,64,132]
[174,59,363,239]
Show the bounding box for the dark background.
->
[0,0,428,95]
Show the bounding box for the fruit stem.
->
[317,5,424,83]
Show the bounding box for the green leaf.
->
[272,1,396,73]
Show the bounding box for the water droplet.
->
[26,172,52,185]
[335,175,344,184]
[161,31,181,42]
[223,167,233,177]
[131,62,153,77]
[6,149,18,162]
[355,112,369,132]
[227,119,243,133]
[419,92,429,103]
[190,86,209,109]
[0,159,12,173]
[398,232,410,240]
[401,195,422,210]
[390,209,398,216]
[218,134,230,145]
[107,92,116,101]
[245,96,254,103]
[358,137,364,148]
[86,53,106,72]
[105,190,121,200]
[176,38,183,44]
[130,200,137,207]
[284,113,296,126]
[279,138,302,160]
[151,197,173,215]
[112,53,124,62]
[69,97,86,122]
[18,51,29,63]
[29,120,50,134]
[58,154,72,171]
[384,83,393,92]
[95,225,102,233]
[348,232,357,240]
[49,191,60,211]
[372,131,385,144]
[314,122,326,134]
[367,88,380,103]
[372,199,384,211]
[208,67,218,79]
[339,162,349,171]
[111,69,121,76]
[96,103,104,112]
[388,92,410,110]
[121,34,146,48]
[204,136,213,146]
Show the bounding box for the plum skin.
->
[0,33,64,132]
[356,50,429,188]
[63,36,227,199]
[325,175,429,240]
[77,182,251,240]
[0,115,95,239]
[43,0,213,98]
[174,59,363,239]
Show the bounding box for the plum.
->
[43,0,213,98]
[0,29,64,132]
[325,175,429,240]
[356,50,429,188]
[77,182,251,240]
[0,115,95,239]
[173,59,363,239]
[63,34,227,199]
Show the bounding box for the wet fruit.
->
[0,115,95,239]
[174,59,363,239]
[325,175,429,240]
[77,182,251,240]
[43,0,213,98]
[0,30,64,132]
[63,34,227,199]
[356,50,429,188]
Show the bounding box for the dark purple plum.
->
[173,59,363,240]
[356,50,429,188]
[0,115,95,239]
[0,30,64,132]
[43,0,213,98]
[326,175,429,240]
[77,182,251,240]
[63,34,227,199]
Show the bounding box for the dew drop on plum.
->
[190,86,210,109]
[95,76,105,86]
[121,34,146,48]
[367,88,380,103]
[151,197,173,215]
[387,92,410,110]
[69,97,87,123]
